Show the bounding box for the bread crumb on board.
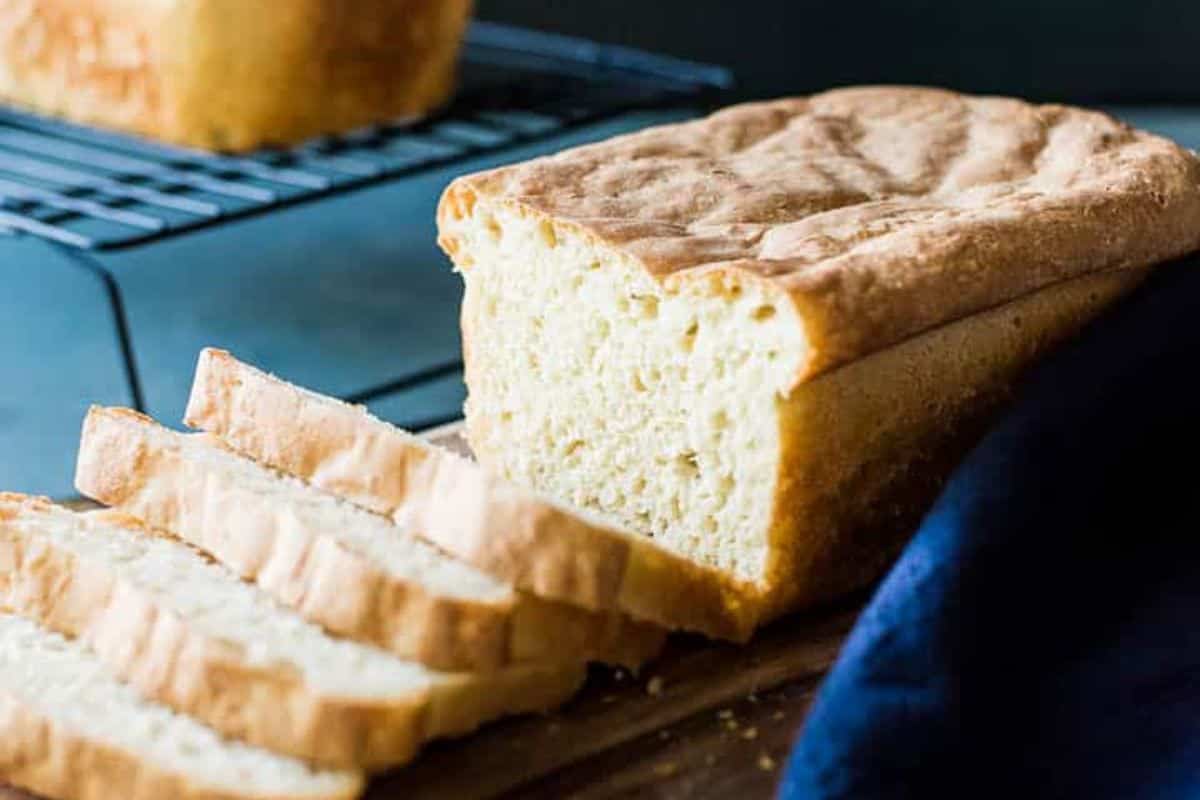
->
[654,762,679,777]
[758,754,777,771]
[646,676,664,696]
[741,726,758,740]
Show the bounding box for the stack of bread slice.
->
[0,349,676,800]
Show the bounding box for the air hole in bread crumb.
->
[675,451,700,478]
[681,321,699,353]
[632,373,647,392]
[483,216,502,242]
[752,305,777,322]
[500,412,512,423]
[632,477,647,493]
[712,410,729,430]
[564,440,585,457]
[702,517,718,534]
[538,220,557,248]
[634,295,659,319]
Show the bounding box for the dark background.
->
[478,0,1200,103]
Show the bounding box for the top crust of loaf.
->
[438,86,1200,382]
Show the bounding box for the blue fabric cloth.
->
[782,258,1200,800]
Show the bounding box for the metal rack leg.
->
[51,244,147,413]
[342,359,463,406]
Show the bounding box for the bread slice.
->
[74,407,664,666]
[184,348,749,639]
[436,87,1200,634]
[0,612,361,800]
[0,494,583,771]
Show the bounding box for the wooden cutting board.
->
[1,424,866,800]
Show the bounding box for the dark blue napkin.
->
[782,257,1200,800]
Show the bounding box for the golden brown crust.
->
[757,268,1147,619]
[0,0,471,150]
[438,87,1200,381]
[185,349,752,640]
[0,690,364,800]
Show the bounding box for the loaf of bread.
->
[75,406,664,669]
[0,494,583,770]
[437,87,1200,637]
[0,0,472,150]
[185,348,744,638]
[0,612,361,800]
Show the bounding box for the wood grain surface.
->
[1,424,866,799]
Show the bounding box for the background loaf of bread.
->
[0,0,473,150]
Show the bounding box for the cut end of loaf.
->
[440,189,807,584]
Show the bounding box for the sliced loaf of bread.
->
[435,89,1200,634]
[74,407,664,666]
[0,612,362,800]
[0,494,584,770]
[184,349,748,639]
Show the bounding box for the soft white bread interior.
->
[74,406,661,667]
[0,612,362,800]
[184,348,750,639]
[0,493,583,770]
